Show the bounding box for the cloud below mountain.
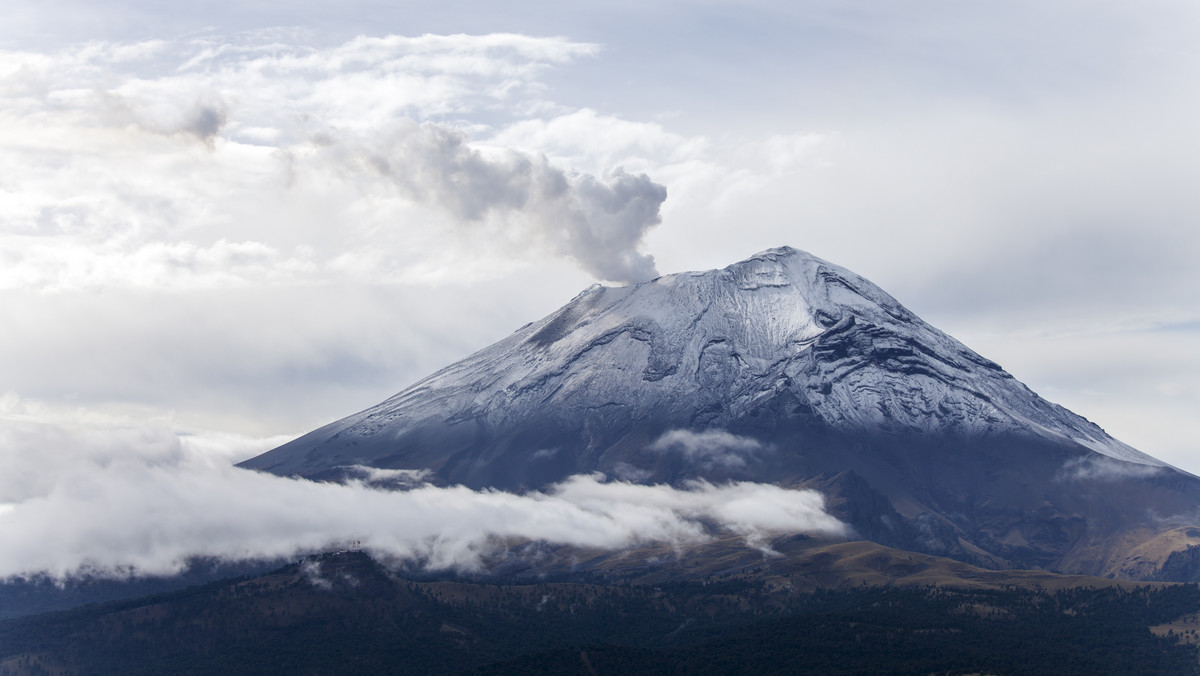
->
[0,416,846,580]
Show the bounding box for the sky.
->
[1,1,1199,578]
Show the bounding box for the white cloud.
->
[0,394,293,504]
[1057,455,1166,483]
[0,416,847,580]
[649,429,766,470]
[490,108,708,174]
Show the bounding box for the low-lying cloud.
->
[649,429,766,470]
[1057,455,1167,483]
[0,418,847,580]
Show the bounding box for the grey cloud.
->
[94,89,229,145]
[140,101,229,146]
[563,169,665,284]
[300,560,334,590]
[180,103,229,144]
[361,123,560,220]
[612,462,652,482]
[345,122,664,284]
[649,429,765,470]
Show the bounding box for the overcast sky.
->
[1,1,1198,576]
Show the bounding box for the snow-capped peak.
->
[243,246,1166,485]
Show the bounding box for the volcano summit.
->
[241,247,1200,580]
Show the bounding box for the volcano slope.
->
[240,246,1200,580]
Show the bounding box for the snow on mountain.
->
[243,246,1160,481]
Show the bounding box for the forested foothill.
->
[3,551,1200,675]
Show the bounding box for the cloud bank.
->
[0,417,847,580]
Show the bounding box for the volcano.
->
[240,247,1200,579]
